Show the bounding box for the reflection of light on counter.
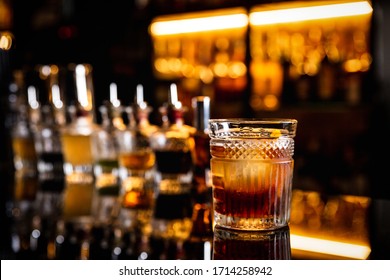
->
[291,234,371,259]
[150,8,248,36]
[249,1,373,26]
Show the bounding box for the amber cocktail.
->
[209,118,297,231]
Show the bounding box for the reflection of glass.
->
[213,225,291,260]
[209,118,297,231]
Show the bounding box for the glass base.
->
[214,212,289,231]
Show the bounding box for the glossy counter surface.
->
[1,187,389,260]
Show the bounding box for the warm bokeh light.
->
[290,190,371,259]
[249,1,373,26]
[150,8,248,36]
[291,234,371,259]
[27,86,39,109]
[0,32,13,50]
[51,84,63,109]
[74,64,94,112]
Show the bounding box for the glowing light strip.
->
[150,13,248,36]
[250,1,372,26]
[290,234,371,260]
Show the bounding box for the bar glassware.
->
[209,118,297,231]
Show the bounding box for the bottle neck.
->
[192,96,210,134]
[167,106,184,127]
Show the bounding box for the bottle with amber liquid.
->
[149,83,195,240]
[60,103,97,224]
[115,104,156,234]
[60,64,98,224]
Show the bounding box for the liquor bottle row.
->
[6,63,215,258]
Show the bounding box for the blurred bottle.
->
[60,64,97,224]
[115,104,156,234]
[213,225,291,260]
[38,64,67,126]
[108,82,126,131]
[32,104,65,254]
[9,99,40,258]
[33,105,65,192]
[61,104,96,224]
[183,96,213,260]
[316,56,337,102]
[191,96,212,202]
[11,102,39,202]
[133,84,158,137]
[184,96,213,260]
[26,85,41,131]
[91,102,121,226]
[149,83,195,240]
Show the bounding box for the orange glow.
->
[291,234,371,259]
[0,32,13,50]
[123,191,140,208]
[263,94,279,110]
[290,190,371,259]
[150,8,248,36]
[249,1,372,26]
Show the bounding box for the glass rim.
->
[208,118,298,138]
[208,118,297,124]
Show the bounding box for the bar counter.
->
[2,182,389,261]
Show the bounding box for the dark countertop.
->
[1,184,390,260]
